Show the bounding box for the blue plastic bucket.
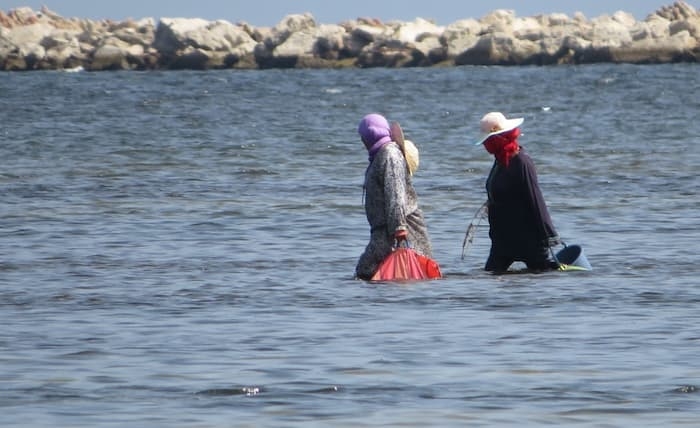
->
[555,245,592,271]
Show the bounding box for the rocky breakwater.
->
[1,2,699,71]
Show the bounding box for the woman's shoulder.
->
[376,142,403,160]
[385,142,403,154]
[513,148,535,166]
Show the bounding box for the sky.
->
[0,1,697,27]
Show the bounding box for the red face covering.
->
[483,127,521,168]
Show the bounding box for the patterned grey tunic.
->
[355,142,433,279]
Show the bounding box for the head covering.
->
[474,112,524,146]
[358,113,393,162]
[484,127,521,168]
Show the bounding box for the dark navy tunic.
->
[484,148,559,271]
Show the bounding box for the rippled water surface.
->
[1,64,699,427]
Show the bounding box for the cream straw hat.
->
[402,139,419,176]
[390,121,419,175]
[474,112,524,145]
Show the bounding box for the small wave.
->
[62,66,84,73]
[673,385,698,394]
[196,386,262,396]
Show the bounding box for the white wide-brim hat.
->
[474,111,524,145]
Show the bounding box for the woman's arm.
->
[382,145,410,236]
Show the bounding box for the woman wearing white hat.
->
[355,113,433,280]
[475,112,560,272]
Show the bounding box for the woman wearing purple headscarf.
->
[355,113,434,280]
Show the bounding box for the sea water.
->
[1,64,699,427]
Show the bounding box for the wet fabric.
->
[484,147,559,272]
[355,143,433,280]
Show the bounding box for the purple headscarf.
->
[358,113,392,162]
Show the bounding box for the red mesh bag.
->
[371,245,442,282]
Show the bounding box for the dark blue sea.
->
[1,64,699,427]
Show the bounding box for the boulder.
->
[611,28,697,62]
[441,19,481,59]
[254,13,319,68]
[393,18,444,44]
[342,22,389,57]
[153,17,257,68]
[41,31,83,68]
[455,32,540,65]
[652,1,698,20]
[512,16,544,42]
[153,18,212,54]
[356,40,416,67]
[2,22,54,46]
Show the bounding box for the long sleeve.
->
[363,143,415,235]
[519,154,558,243]
[382,148,410,235]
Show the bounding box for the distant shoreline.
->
[1,2,699,71]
